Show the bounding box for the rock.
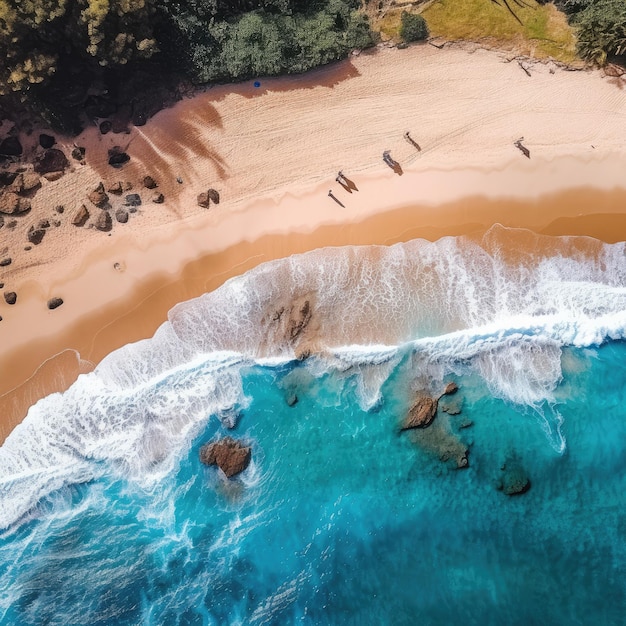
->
[443,382,458,396]
[95,210,112,232]
[152,192,164,204]
[0,258,11,266]
[34,149,68,175]
[6,220,17,229]
[27,227,46,245]
[10,172,41,194]
[497,457,530,495]
[99,120,112,135]
[197,192,210,208]
[39,133,55,149]
[108,147,130,168]
[143,175,157,189]
[0,171,18,186]
[72,205,90,227]
[107,182,123,195]
[441,399,462,415]
[208,188,220,204]
[4,291,17,305]
[286,392,298,407]
[458,418,473,429]
[401,396,438,430]
[47,297,63,310]
[288,300,312,341]
[88,183,109,208]
[199,437,251,478]
[0,136,22,157]
[0,193,31,215]
[55,205,64,214]
[36,219,50,229]
[53,220,61,227]
[124,193,141,207]
[43,171,65,182]
[115,209,129,223]
[0,215,4,228]
[71,146,85,161]
[176,177,183,184]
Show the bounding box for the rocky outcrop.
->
[4,291,17,305]
[143,175,157,189]
[0,193,30,215]
[47,297,63,310]
[95,210,112,232]
[34,149,68,175]
[9,172,41,195]
[442,382,458,396]
[88,183,109,208]
[401,396,438,430]
[72,205,90,227]
[200,437,252,478]
[108,147,130,168]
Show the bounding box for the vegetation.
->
[422,0,578,63]
[0,0,373,131]
[555,0,626,65]
[400,11,429,43]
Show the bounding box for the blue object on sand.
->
[254,81,261,88]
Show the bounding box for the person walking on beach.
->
[404,131,421,152]
[383,151,394,168]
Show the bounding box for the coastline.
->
[2,44,626,443]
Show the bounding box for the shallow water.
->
[1,228,625,624]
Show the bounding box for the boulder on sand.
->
[0,193,30,215]
[72,205,90,227]
[95,210,112,232]
[34,148,68,175]
[199,437,252,478]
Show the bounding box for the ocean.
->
[1,225,625,625]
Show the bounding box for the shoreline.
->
[2,44,626,444]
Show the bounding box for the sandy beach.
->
[2,43,626,444]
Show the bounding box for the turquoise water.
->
[1,230,626,624]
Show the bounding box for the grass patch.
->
[421,0,579,63]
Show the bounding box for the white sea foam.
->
[1,226,626,528]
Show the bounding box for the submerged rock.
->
[200,437,251,478]
[497,457,530,495]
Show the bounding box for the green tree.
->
[399,11,428,42]
[573,0,626,65]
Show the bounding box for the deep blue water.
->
[1,342,625,625]
[2,231,626,624]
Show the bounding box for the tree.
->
[400,11,428,42]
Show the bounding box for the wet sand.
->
[2,44,626,443]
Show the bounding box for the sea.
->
[1,225,625,625]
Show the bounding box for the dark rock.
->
[199,437,251,478]
[108,147,130,168]
[176,177,183,184]
[55,205,64,214]
[0,171,18,186]
[47,297,63,310]
[208,188,220,204]
[0,136,22,157]
[107,182,123,195]
[124,193,141,207]
[152,192,164,204]
[288,300,312,341]
[0,193,31,215]
[443,382,458,396]
[99,120,112,135]
[497,457,530,495]
[53,220,61,227]
[34,149,69,175]
[115,209,129,223]
[39,133,56,149]
[197,192,210,208]
[401,396,438,430]
[72,205,90,227]
[458,418,473,429]
[143,175,157,189]
[7,220,17,229]
[4,291,17,305]
[71,146,85,161]
[84,95,116,119]
[286,393,298,407]
[0,258,10,266]
[95,210,112,232]
[27,227,46,245]
[0,215,3,228]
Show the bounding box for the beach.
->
[2,43,626,444]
